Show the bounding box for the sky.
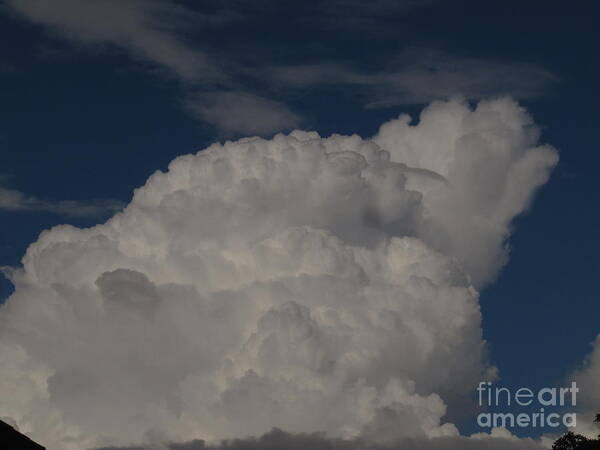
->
[0,1,599,449]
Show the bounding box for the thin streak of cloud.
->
[185,91,303,137]
[0,184,123,218]
[222,0,436,30]
[265,50,558,107]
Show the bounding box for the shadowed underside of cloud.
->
[4,0,558,135]
[95,427,546,450]
[0,98,559,449]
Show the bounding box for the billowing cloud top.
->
[0,98,558,449]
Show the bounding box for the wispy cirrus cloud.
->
[4,0,223,81]
[4,1,557,136]
[4,0,301,135]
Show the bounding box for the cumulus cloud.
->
[575,336,600,408]
[267,50,558,108]
[0,98,557,449]
[566,335,600,438]
[0,182,123,217]
[373,97,558,285]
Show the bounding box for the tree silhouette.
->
[553,432,593,450]
[552,414,600,450]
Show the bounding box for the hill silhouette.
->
[0,419,45,450]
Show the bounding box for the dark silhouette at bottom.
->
[0,412,599,449]
[553,414,600,450]
[0,420,45,450]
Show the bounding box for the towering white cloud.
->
[0,98,557,449]
[374,97,558,286]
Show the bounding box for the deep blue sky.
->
[0,0,598,437]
